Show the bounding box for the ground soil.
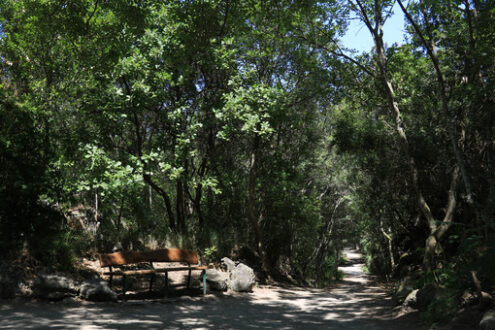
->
[0,248,427,329]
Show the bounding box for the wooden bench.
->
[98,248,209,295]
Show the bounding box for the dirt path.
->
[0,249,425,329]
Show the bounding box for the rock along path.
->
[0,248,425,329]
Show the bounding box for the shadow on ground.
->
[0,292,424,329]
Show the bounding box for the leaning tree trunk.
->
[353,0,460,271]
[379,220,395,272]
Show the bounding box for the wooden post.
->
[122,275,126,296]
[109,266,113,288]
[165,271,169,296]
[149,262,155,292]
[187,265,192,289]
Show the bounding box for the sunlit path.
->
[339,248,369,284]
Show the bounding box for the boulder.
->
[480,309,495,330]
[229,263,256,292]
[205,269,228,291]
[402,285,435,310]
[403,289,419,308]
[79,281,118,302]
[480,291,494,311]
[221,257,236,272]
[34,274,80,300]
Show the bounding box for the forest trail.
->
[0,249,425,329]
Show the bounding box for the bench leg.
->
[164,271,169,297]
[149,262,155,292]
[108,266,113,288]
[149,273,155,292]
[187,268,192,289]
[202,270,206,295]
[122,275,126,296]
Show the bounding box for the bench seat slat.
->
[99,248,199,267]
[103,265,210,276]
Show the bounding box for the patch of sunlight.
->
[178,304,205,312]
[324,312,352,321]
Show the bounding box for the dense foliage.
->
[1,0,494,315]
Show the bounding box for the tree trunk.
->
[95,191,98,222]
[194,184,204,226]
[397,0,473,204]
[307,196,343,273]
[176,179,186,234]
[248,150,263,253]
[353,0,460,271]
[194,158,208,226]
[379,220,395,271]
[248,135,270,275]
[144,174,176,232]
[149,184,152,211]
[423,167,460,268]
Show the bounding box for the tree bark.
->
[248,135,270,275]
[379,220,395,271]
[176,179,186,234]
[353,0,436,227]
[143,174,176,231]
[248,146,263,254]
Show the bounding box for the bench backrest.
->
[99,248,199,268]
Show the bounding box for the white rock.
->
[229,263,256,292]
[403,289,419,308]
[205,269,228,291]
[221,257,236,272]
